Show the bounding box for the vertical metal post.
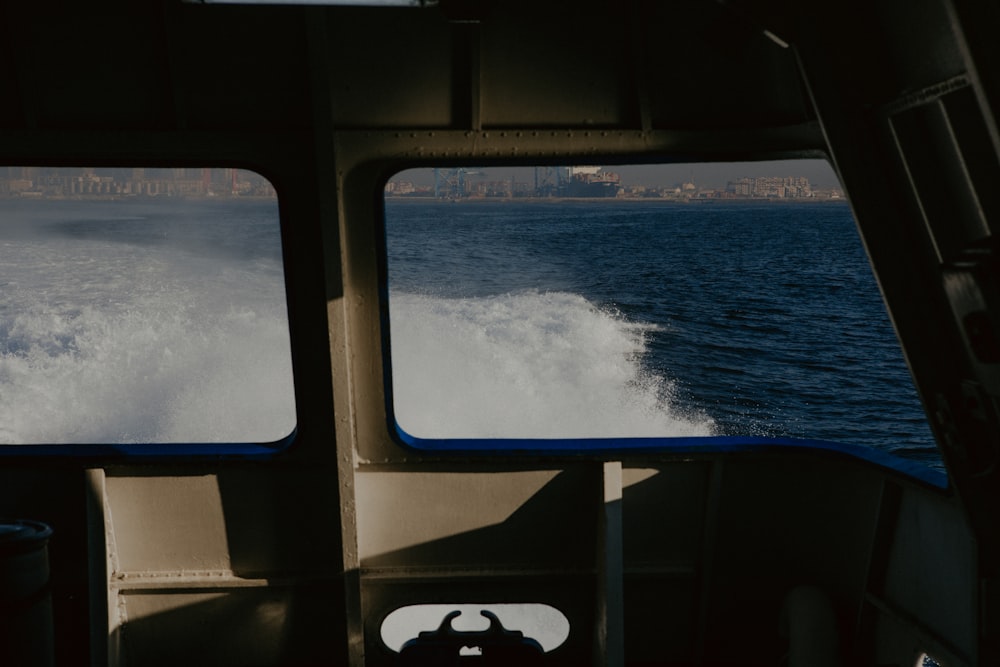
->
[596,461,624,667]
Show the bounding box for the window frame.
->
[376,165,947,489]
[0,164,300,459]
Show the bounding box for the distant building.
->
[726,176,812,198]
[385,181,416,195]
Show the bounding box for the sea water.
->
[385,199,940,470]
[0,196,940,472]
[0,198,295,444]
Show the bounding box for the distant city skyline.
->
[392,160,840,190]
[0,167,275,198]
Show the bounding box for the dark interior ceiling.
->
[0,0,819,137]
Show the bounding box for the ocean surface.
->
[0,196,941,472]
[0,198,295,444]
[385,198,941,471]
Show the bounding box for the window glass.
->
[0,167,295,445]
[384,163,940,471]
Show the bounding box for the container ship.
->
[560,166,622,198]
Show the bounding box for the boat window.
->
[382,162,942,475]
[0,167,295,449]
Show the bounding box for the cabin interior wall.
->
[0,458,967,666]
[347,456,965,666]
[0,1,991,666]
[0,468,90,666]
[795,2,1000,662]
[88,467,348,667]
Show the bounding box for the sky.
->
[393,159,840,190]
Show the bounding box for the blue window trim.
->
[394,428,948,489]
[0,430,295,460]
[380,280,946,490]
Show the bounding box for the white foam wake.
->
[0,299,295,444]
[0,241,295,445]
[389,290,715,439]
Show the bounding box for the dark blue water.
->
[385,198,940,470]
